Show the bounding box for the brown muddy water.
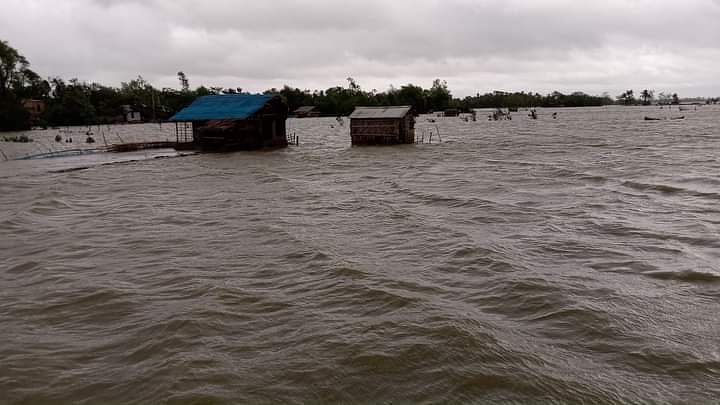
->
[1,106,719,404]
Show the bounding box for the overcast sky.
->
[2,0,719,98]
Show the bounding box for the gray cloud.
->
[2,0,719,97]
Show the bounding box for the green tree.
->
[0,40,43,130]
[1,40,25,98]
[278,85,313,112]
[177,71,189,92]
[640,89,654,105]
[396,84,426,113]
[0,98,30,130]
[426,79,451,111]
[346,77,360,93]
[45,78,97,126]
[657,92,672,105]
[617,90,636,105]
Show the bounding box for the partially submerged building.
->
[292,106,321,118]
[349,106,415,146]
[121,105,142,123]
[170,94,288,150]
[21,99,46,125]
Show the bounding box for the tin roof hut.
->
[170,94,288,150]
[21,99,46,125]
[292,106,321,118]
[349,106,415,146]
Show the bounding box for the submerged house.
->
[349,106,415,145]
[121,105,142,123]
[292,106,321,118]
[21,99,46,125]
[170,94,288,150]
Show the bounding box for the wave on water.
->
[644,269,720,283]
[622,180,720,199]
[2,107,720,404]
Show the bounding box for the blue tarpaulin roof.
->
[170,94,272,121]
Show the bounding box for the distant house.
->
[292,106,321,118]
[127,111,142,122]
[121,105,142,123]
[349,106,415,146]
[170,94,289,150]
[21,99,46,124]
[443,109,459,117]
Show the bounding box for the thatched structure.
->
[170,94,288,150]
[349,106,414,146]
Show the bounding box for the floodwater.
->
[1,106,719,404]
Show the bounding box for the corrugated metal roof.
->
[170,94,273,121]
[293,106,317,113]
[349,106,412,119]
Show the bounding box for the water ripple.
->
[1,107,720,404]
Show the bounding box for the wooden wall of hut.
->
[193,96,288,151]
[196,118,287,150]
[350,115,414,145]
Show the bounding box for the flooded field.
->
[1,105,719,404]
[0,123,178,161]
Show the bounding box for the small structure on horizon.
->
[292,106,321,118]
[121,105,142,123]
[349,106,414,146]
[170,94,289,150]
[443,109,459,117]
[22,99,46,125]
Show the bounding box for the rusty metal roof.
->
[349,106,412,119]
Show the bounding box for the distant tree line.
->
[455,91,614,110]
[0,40,222,131]
[612,89,719,106]
[2,39,715,131]
[41,75,208,127]
[264,78,455,116]
[616,89,680,105]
